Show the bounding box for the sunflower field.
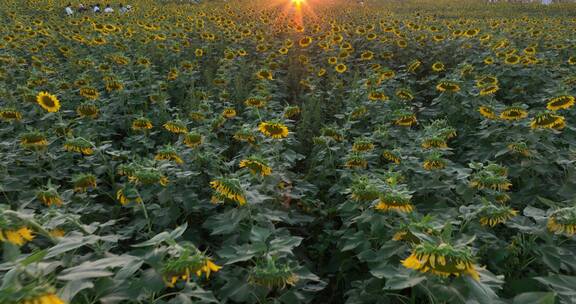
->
[1,0,576,303]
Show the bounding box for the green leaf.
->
[512,292,556,304]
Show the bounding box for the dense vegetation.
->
[1,0,575,303]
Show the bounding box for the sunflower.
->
[530,112,565,130]
[218,107,235,119]
[407,59,422,73]
[234,129,257,144]
[132,117,153,131]
[184,132,203,148]
[20,131,48,150]
[248,260,298,289]
[479,205,518,227]
[335,63,347,73]
[36,187,63,206]
[469,164,512,191]
[76,103,99,119]
[422,137,448,149]
[360,51,374,61]
[299,36,313,48]
[72,173,97,193]
[0,227,34,246]
[382,150,401,164]
[63,138,94,155]
[0,108,23,121]
[155,146,184,164]
[402,242,480,281]
[507,142,530,157]
[284,106,301,119]
[163,252,221,287]
[163,120,188,134]
[345,152,368,169]
[116,187,143,205]
[500,107,528,121]
[546,95,575,111]
[479,85,499,96]
[258,121,289,139]
[245,97,267,109]
[239,157,272,177]
[394,114,417,127]
[350,177,380,202]
[478,105,497,119]
[128,168,169,186]
[423,158,446,171]
[547,207,576,236]
[568,57,576,65]
[79,87,99,100]
[395,89,414,101]
[210,178,247,205]
[436,81,460,93]
[368,91,389,102]
[36,92,60,112]
[256,69,273,80]
[504,54,520,65]
[375,191,414,213]
[431,62,445,72]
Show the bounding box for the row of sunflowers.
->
[0,0,575,303]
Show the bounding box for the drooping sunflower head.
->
[76,103,99,119]
[479,204,518,227]
[36,186,62,207]
[79,87,100,100]
[479,85,499,96]
[0,108,23,122]
[402,242,480,281]
[72,173,97,193]
[407,59,422,73]
[0,219,35,246]
[345,152,368,169]
[375,190,414,213]
[222,107,237,119]
[116,186,142,205]
[233,128,257,144]
[184,132,203,148]
[476,75,499,88]
[507,142,530,157]
[547,207,576,236]
[245,97,267,109]
[546,95,575,111]
[163,120,188,134]
[248,259,299,289]
[350,176,381,202]
[368,91,389,102]
[394,110,417,127]
[283,105,301,119]
[382,150,402,164]
[15,286,64,304]
[162,245,221,287]
[239,156,272,177]
[530,112,565,130]
[154,146,183,164]
[258,121,289,139]
[256,69,273,80]
[20,131,48,150]
[210,177,247,205]
[36,91,61,113]
[421,137,448,149]
[469,163,512,192]
[132,117,153,131]
[63,137,94,155]
[423,152,446,171]
[352,138,375,152]
[395,88,414,101]
[128,168,168,187]
[321,127,344,142]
